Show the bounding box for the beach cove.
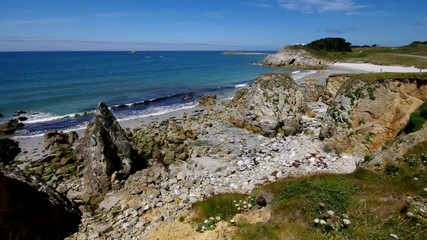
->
[2,57,424,239]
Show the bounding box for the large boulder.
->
[263,47,330,68]
[44,130,79,152]
[321,75,427,157]
[76,102,145,207]
[198,94,217,106]
[0,138,21,165]
[0,169,81,240]
[0,119,24,136]
[229,73,305,137]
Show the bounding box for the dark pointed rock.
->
[0,138,21,165]
[0,119,24,136]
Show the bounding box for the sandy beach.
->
[12,62,427,162]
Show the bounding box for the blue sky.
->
[0,0,426,51]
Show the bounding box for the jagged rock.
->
[0,169,81,240]
[198,94,217,106]
[44,130,79,152]
[301,78,324,102]
[322,76,427,156]
[76,102,145,207]
[263,47,330,68]
[0,138,21,165]
[321,75,350,103]
[0,113,3,118]
[0,119,24,136]
[229,73,305,137]
[14,110,26,116]
[365,128,427,169]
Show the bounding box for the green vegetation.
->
[191,167,427,239]
[404,141,427,167]
[296,40,427,68]
[306,37,352,52]
[406,102,427,133]
[192,193,248,223]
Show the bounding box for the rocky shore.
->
[1,53,427,239]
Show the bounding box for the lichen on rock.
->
[321,75,427,157]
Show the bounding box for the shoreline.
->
[12,62,427,162]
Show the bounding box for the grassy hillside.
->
[192,167,427,239]
[190,139,427,239]
[290,42,427,68]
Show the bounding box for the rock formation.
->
[0,119,24,136]
[44,130,79,152]
[263,46,330,68]
[321,75,427,156]
[0,138,20,165]
[229,73,305,137]
[366,128,427,169]
[0,169,81,240]
[198,94,217,106]
[131,119,198,165]
[76,102,145,207]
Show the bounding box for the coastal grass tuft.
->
[191,193,248,224]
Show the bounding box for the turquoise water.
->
[0,51,288,135]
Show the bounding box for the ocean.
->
[0,51,298,136]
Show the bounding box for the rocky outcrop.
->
[0,138,20,165]
[44,130,79,152]
[198,94,217,106]
[263,47,330,68]
[131,119,198,165]
[0,169,81,240]
[0,119,24,136]
[76,102,145,207]
[365,128,427,169]
[321,75,427,156]
[321,75,350,103]
[229,73,305,137]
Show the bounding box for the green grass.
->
[406,102,427,133]
[289,44,427,68]
[192,167,427,239]
[191,193,248,224]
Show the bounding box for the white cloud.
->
[278,0,367,13]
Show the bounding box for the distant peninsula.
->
[222,51,268,55]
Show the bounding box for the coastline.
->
[13,62,426,162]
[6,60,427,239]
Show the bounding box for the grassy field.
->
[293,42,427,68]
[191,141,427,239]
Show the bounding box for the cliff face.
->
[321,75,427,157]
[229,73,305,137]
[263,47,330,68]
